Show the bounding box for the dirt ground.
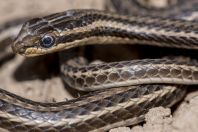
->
[0,0,197,132]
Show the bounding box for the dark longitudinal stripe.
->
[0,85,186,131]
[0,85,169,120]
[0,85,183,121]
[33,13,103,34]
[56,26,198,48]
[27,10,198,35]
[44,12,66,21]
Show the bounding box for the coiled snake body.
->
[0,0,198,131]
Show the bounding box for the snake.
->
[0,0,198,131]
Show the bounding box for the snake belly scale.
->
[0,0,197,131]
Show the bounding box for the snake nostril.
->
[11,42,26,54]
[18,47,26,54]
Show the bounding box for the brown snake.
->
[0,0,198,131]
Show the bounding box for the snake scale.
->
[0,0,197,131]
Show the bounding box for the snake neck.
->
[54,11,198,50]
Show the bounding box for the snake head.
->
[12,9,97,57]
[12,14,67,57]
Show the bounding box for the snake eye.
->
[41,34,55,48]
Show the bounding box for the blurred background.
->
[0,0,104,23]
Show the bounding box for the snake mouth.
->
[12,41,39,57]
[22,53,41,57]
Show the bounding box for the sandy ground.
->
[0,0,197,132]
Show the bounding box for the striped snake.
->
[0,0,198,131]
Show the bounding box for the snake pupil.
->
[41,35,55,48]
